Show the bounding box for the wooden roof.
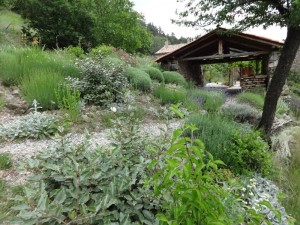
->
[156,28,283,64]
[155,43,187,55]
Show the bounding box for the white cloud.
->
[132,0,287,42]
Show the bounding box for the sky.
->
[132,0,287,42]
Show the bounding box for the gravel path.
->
[0,121,182,161]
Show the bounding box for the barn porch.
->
[156,27,283,89]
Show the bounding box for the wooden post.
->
[218,40,224,54]
[262,54,270,89]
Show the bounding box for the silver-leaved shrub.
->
[78,56,129,106]
[0,112,59,141]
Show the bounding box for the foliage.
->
[0,153,13,170]
[89,44,115,57]
[203,63,229,83]
[65,46,85,58]
[0,112,59,141]
[11,114,158,225]
[21,70,64,110]
[126,67,152,92]
[223,131,274,176]
[153,85,186,105]
[55,83,82,123]
[186,114,241,161]
[150,125,242,225]
[185,89,225,112]
[162,71,187,87]
[18,0,96,49]
[220,102,261,124]
[141,66,164,83]
[78,56,129,105]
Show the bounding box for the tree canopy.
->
[176,0,300,30]
[176,0,300,135]
[15,0,152,53]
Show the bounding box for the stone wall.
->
[292,48,300,72]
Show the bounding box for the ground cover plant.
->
[162,71,187,87]
[126,67,152,92]
[0,111,59,141]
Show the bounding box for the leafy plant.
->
[79,56,129,105]
[150,125,243,225]
[162,71,187,87]
[0,153,13,170]
[126,67,152,92]
[223,130,274,176]
[153,85,186,105]
[11,114,158,224]
[55,83,82,123]
[0,94,5,111]
[141,66,164,83]
[0,112,59,141]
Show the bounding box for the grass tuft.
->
[162,71,187,87]
[126,67,152,92]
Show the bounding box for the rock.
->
[12,89,20,96]
[5,101,28,114]
[82,114,91,123]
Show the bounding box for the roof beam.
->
[180,40,218,58]
[181,51,269,61]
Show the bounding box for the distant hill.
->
[0,8,24,46]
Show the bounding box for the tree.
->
[16,0,152,53]
[18,0,96,49]
[176,0,300,135]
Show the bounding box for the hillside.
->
[0,9,24,46]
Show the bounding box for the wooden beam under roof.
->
[180,40,218,58]
[181,51,269,62]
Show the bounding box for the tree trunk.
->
[258,27,300,136]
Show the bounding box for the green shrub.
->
[237,92,264,110]
[0,51,23,86]
[186,114,241,160]
[141,66,164,83]
[0,112,59,141]
[126,67,152,92]
[21,70,64,110]
[89,44,115,57]
[11,114,158,224]
[65,46,85,58]
[220,102,261,124]
[0,153,13,170]
[224,131,274,176]
[79,57,129,105]
[162,71,187,87]
[153,85,186,105]
[185,89,225,112]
